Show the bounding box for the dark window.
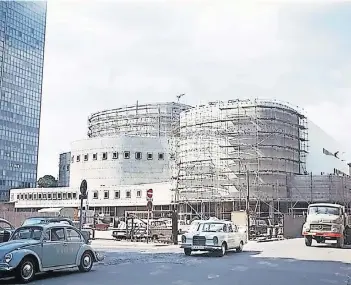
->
[84,154,89,161]
[93,153,97,160]
[76,155,80,162]
[124,151,130,159]
[51,228,65,241]
[104,191,109,199]
[147,153,153,160]
[102,152,108,160]
[93,191,98,199]
[112,152,118,159]
[137,190,141,198]
[115,191,120,199]
[135,152,142,160]
[126,191,131,198]
[158,153,164,160]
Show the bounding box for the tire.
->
[217,243,227,257]
[184,248,192,256]
[236,241,244,253]
[305,236,312,247]
[15,257,36,283]
[336,236,344,248]
[78,251,93,273]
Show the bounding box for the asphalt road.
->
[2,238,351,285]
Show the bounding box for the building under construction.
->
[175,99,351,220]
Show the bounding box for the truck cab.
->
[302,203,351,248]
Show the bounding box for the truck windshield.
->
[308,206,340,215]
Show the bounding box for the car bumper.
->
[302,231,342,238]
[180,244,221,251]
[0,263,15,278]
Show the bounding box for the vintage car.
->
[0,222,104,283]
[22,217,92,242]
[0,218,15,244]
[180,220,247,257]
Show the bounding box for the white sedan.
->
[180,220,247,257]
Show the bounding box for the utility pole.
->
[246,170,250,240]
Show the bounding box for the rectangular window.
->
[124,151,130,159]
[114,191,120,199]
[112,152,118,159]
[53,193,57,200]
[93,191,98,199]
[147,152,153,160]
[29,194,32,200]
[84,154,89,161]
[57,193,62,199]
[73,193,77,199]
[76,155,80,162]
[137,190,141,198]
[48,193,51,199]
[63,193,67,199]
[67,193,71,199]
[33,194,37,200]
[43,194,47,199]
[93,153,97,160]
[38,194,42,199]
[102,152,108,160]
[126,190,131,198]
[135,152,142,160]
[158,153,164,160]
[104,191,109,199]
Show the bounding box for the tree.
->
[37,175,58,188]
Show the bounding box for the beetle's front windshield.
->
[198,222,225,232]
[11,227,43,241]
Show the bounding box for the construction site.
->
[172,99,351,223]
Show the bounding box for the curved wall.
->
[69,136,171,189]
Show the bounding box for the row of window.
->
[13,189,144,201]
[72,151,165,163]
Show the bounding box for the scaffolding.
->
[176,99,308,202]
[87,102,190,138]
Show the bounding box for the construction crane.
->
[176,93,185,102]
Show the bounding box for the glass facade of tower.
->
[0,2,47,201]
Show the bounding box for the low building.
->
[9,182,173,216]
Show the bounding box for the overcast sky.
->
[38,0,351,178]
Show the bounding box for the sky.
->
[38,0,351,178]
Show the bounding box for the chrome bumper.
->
[180,244,221,251]
[0,263,14,272]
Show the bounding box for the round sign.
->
[80,179,87,195]
[147,189,153,199]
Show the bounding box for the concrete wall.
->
[58,152,71,187]
[69,135,171,188]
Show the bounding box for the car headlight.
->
[331,225,340,232]
[4,253,12,263]
[181,235,186,243]
[213,236,218,245]
[303,224,310,232]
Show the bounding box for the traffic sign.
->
[146,189,153,199]
[147,200,153,211]
[80,179,87,196]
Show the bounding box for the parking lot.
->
[3,238,351,285]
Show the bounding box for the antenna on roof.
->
[176,93,185,102]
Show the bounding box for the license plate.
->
[192,246,205,250]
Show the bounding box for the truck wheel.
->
[184,248,192,256]
[305,236,312,246]
[336,237,344,248]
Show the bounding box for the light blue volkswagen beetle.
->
[0,222,104,283]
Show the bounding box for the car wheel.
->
[236,241,244,253]
[184,248,192,256]
[217,243,226,257]
[15,257,36,283]
[78,251,93,272]
[305,236,312,246]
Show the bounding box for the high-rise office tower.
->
[0,2,47,201]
